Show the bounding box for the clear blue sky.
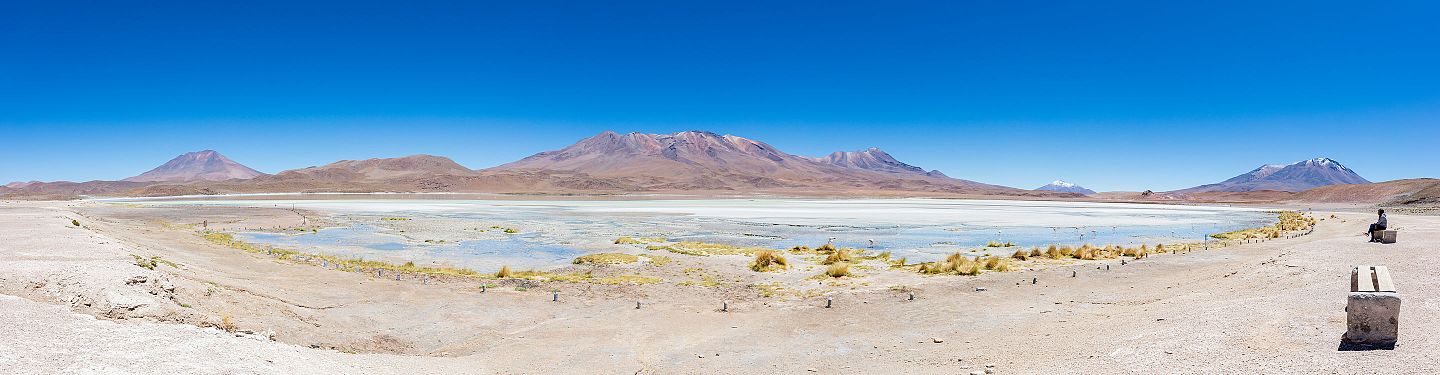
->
[3,1,1437,191]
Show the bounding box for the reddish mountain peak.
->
[122,150,264,183]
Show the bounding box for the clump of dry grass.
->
[1029,247,1042,257]
[985,240,1016,248]
[789,245,812,254]
[220,315,236,333]
[572,253,641,265]
[203,232,480,277]
[821,248,853,265]
[750,250,789,272]
[641,254,672,266]
[1045,245,1062,259]
[864,251,892,262]
[652,241,769,256]
[1121,245,1150,259]
[496,265,513,278]
[1011,249,1030,260]
[824,263,851,278]
[918,253,987,276]
[983,256,1012,272]
[817,243,837,253]
[1211,211,1316,240]
[615,236,666,244]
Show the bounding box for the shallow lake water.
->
[132,197,1276,270]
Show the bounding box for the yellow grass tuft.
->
[653,241,769,256]
[984,256,1002,269]
[1211,211,1316,240]
[750,250,789,272]
[641,254,672,266]
[220,315,236,333]
[984,256,1012,272]
[614,236,666,244]
[918,252,992,276]
[203,232,481,277]
[824,263,852,278]
[821,248,853,265]
[1011,249,1029,260]
[572,253,641,265]
[496,265,513,278]
[1029,247,1042,257]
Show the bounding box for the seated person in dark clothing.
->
[1368,209,1388,242]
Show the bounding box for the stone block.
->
[1344,292,1400,345]
[1379,230,1397,244]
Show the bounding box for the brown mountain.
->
[813,148,948,177]
[1291,178,1440,205]
[123,150,264,182]
[262,155,477,182]
[125,155,485,196]
[4,181,42,189]
[489,131,1015,193]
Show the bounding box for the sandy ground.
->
[1,200,1437,374]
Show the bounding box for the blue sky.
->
[2,1,1437,191]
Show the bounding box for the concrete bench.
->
[1344,265,1400,347]
[1371,229,1398,244]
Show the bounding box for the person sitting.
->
[1368,209,1388,242]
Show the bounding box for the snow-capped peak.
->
[1300,157,1337,166]
[1035,180,1096,195]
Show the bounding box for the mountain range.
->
[2,132,1433,206]
[492,131,999,192]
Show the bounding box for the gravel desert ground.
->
[2,199,1436,374]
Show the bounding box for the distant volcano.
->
[1035,180,1096,195]
[1177,157,1370,193]
[122,150,264,183]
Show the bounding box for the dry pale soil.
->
[1,200,1437,374]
